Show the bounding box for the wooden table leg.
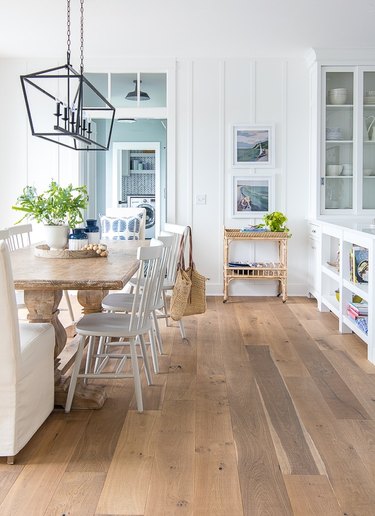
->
[24,290,66,358]
[77,289,109,314]
[24,289,108,410]
[56,288,110,409]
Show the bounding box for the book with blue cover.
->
[352,246,368,283]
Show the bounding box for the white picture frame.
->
[233,124,275,168]
[232,175,275,218]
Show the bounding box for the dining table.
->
[11,240,141,409]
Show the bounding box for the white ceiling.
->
[1,0,375,59]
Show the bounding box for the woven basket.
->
[170,268,192,321]
[183,266,207,316]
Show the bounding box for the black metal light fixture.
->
[125,80,150,101]
[20,0,115,151]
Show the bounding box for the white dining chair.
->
[8,223,32,250]
[0,228,11,248]
[65,241,164,413]
[8,224,76,323]
[159,224,189,339]
[101,234,174,373]
[0,240,55,465]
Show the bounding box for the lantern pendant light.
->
[20,0,115,151]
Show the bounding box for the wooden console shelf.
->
[223,228,289,303]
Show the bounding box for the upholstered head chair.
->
[0,241,55,464]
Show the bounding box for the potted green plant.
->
[262,211,290,233]
[12,181,89,249]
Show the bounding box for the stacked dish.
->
[364,91,375,104]
[326,127,343,140]
[326,165,343,176]
[328,88,347,105]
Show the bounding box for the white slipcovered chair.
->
[0,241,55,464]
[65,241,164,413]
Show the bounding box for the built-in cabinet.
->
[321,67,375,213]
[315,220,375,364]
[308,50,375,217]
[307,222,320,299]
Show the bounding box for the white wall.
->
[176,58,310,295]
[0,55,310,296]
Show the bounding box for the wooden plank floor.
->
[2,296,375,515]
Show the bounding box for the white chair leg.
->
[64,290,75,324]
[65,335,86,413]
[162,291,170,327]
[94,336,106,373]
[152,310,164,354]
[139,334,153,384]
[179,319,186,339]
[148,328,159,374]
[130,338,143,412]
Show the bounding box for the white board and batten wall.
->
[0,56,310,296]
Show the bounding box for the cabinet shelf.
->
[325,140,353,144]
[322,263,339,281]
[321,294,339,317]
[342,315,369,343]
[315,221,375,363]
[325,175,353,179]
[342,278,369,301]
[326,104,354,108]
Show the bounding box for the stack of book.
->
[347,301,368,334]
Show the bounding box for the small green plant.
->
[12,181,89,228]
[262,211,289,232]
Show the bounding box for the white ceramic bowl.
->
[341,164,352,176]
[327,165,343,176]
[329,95,347,105]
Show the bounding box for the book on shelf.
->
[350,245,369,283]
[228,261,280,268]
[347,307,367,319]
[347,301,368,316]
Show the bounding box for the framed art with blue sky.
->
[232,175,275,218]
[233,125,275,167]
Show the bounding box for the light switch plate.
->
[196,194,206,205]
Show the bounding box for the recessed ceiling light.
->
[117,118,136,123]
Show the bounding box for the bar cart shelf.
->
[223,228,289,303]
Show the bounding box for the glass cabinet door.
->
[324,71,354,210]
[363,72,375,209]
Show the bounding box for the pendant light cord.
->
[80,0,84,73]
[66,0,71,64]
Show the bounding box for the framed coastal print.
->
[233,125,275,168]
[232,175,274,218]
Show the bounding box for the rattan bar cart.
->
[223,228,289,303]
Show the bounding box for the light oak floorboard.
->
[283,475,342,516]
[144,400,195,516]
[3,297,375,515]
[96,410,160,515]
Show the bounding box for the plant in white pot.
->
[12,181,89,249]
